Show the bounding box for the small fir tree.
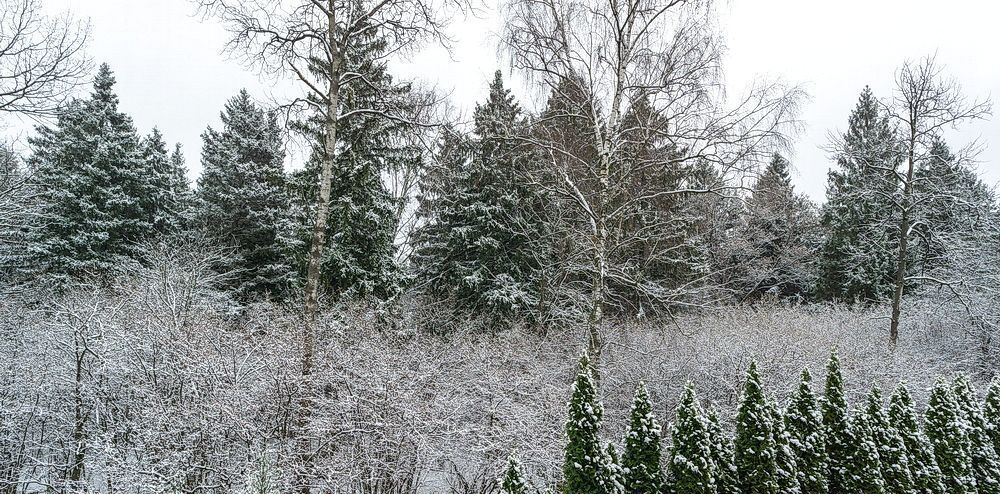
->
[501,453,529,494]
[822,352,853,494]
[735,361,779,494]
[768,402,802,494]
[953,375,1000,494]
[887,383,946,494]
[784,369,828,494]
[563,353,607,494]
[706,408,740,494]
[667,383,716,494]
[925,379,977,494]
[864,387,913,494]
[844,408,886,494]
[621,382,665,494]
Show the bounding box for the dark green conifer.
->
[887,383,945,494]
[864,387,912,494]
[563,353,606,494]
[953,375,1000,494]
[621,382,664,494]
[784,369,828,494]
[822,352,853,494]
[925,379,976,494]
[735,362,779,494]
[668,383,715,494]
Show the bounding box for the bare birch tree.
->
[193,0,468,489]
[0,0,90,119]
[830,55,992,348]
[501,0,802,360]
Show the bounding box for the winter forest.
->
[2,0,1000,492]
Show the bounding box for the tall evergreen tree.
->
[411,71,547,322]
[818,86,900,302]
[289,21,415,302]
[28,64,162,281]
[621,382,665,494]
[142,128,189,235]
[735,362,779,494]
[707,408,740,494]
[668,383,716,494]
[844,408,886,494]
[604,443,625,494]
[768,402,802,494]
[887,383,946,494]
[822,352,853,494]
[501,453,529,494]
[925,379,977,494]
[563,353,607,494]
[739,153,820,300]
[195,89,294,300]
[784,369,828,494]
[953,375,1000,494]
[863,387,912,494]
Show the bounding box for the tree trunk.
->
[889,128,916,348]
[297,4,340,492]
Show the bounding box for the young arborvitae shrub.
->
[501,453,529,494]
[621,382,665,494]
[844,407,886,494]
[822,351,853,494]
[985,378,1000,458]
[768,402,802,494]
[784,368,828,494]
[735,362,779,494]
[925,379,977,494]
[706,408,740,494]
[864,387,913,494]
[887,383,946,494]
[952,375,1000,494]
[667,383,716,494]
[563,352,607,494]
[604,443,625,494]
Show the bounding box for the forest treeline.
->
[2,60,995,335]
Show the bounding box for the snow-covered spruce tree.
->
[887,383,946,494]
[863,387,912,494]
[735,362,779,494]
[667,383,715,494]
[985,378,1000,456]
[621,382,665,494]
[563,353,608,494]
[195,89,295,301]
[707,408,740,494]
[822,352,854,494]
[738,153,821,300]
[28,64,162,281]
[953,375,1000,494]
[844,408,886,494]
[412,71,548,323]
[501,453,529,494]
[817,86,900,303]
[784,368,828,494]
[288,22,415,303]
[142,127,190,235]
[925,379,977,494]
[768,401,802,494]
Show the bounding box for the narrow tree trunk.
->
[297,4,340,492]
[889,128,916,348]
[68,347,86,487]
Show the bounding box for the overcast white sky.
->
[24,0,1000,201]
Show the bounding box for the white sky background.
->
[21,0,1000,201]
